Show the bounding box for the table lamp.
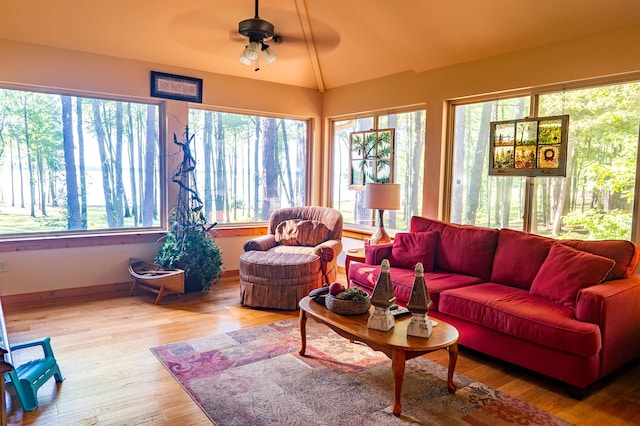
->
[364,182,401,244]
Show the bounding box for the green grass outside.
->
[0,202,159,235]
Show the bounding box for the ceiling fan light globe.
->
[239,51,253,65]
[262,47,278,64]
[245,41,260,60]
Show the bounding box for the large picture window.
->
[450,80,640,240]
[188,109,308,223]
[332,110,425,231]
[534,83,640,240]
[0,87,161,237]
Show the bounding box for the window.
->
[534,82,640,240]
[450,97,531,229]
[0,87,161,237]
[332,110,425,231]
[450,80,640,240]
[188,108,308,223]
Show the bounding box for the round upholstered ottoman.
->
[239,250,323,310]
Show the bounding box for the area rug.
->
[150,318,573,426]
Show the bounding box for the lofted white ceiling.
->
[1,0,639,92]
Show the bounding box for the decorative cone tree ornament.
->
[407,262,435,338]
[368,259,397,331]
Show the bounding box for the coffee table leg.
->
[299,309,307,356]
[447,342,458,394]
[391,349,406,416]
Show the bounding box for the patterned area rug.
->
[150,318,573,426]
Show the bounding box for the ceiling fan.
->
[238,0,281,68]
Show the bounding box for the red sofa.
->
[349,216,640,395]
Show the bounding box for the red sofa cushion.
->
[349,264,415,304]
[409,216,499,281]
[561,239,640,281]
[438,283,602,357]
[421,272,485,309]
[410,216,450,233]
[437,224,498,281]
[530,243,615,308]
[388,231,438,271]
[364,242,393,265]
[349,263,484,309]
[490,229,554,289]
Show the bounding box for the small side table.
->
[344,247,366,283]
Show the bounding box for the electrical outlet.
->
[0,259,7,272]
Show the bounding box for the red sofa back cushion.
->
[410,216,640,284]
[560,239,639,281]
[530,243,615,308]
[491,229,554,289]
[388,231,438,271]
[410,216,499,281]
[410,215,450,233]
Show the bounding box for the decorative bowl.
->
[325,294,371,315]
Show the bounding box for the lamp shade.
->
[364,182,401,211]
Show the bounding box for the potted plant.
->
[154,128,223,292]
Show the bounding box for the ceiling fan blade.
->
[229,30,246,42]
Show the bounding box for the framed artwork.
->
[349,128,395,189]
[150,71,203,103]
[489,115,569,177]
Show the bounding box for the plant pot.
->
[184,275,204,293]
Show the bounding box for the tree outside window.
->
[450,81,640,240]
[0,88,161,236]
[188,109,307,223]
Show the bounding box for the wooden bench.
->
[0,298,64,412]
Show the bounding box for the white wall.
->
[0,243,162,294]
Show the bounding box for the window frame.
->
[0,82,168,247]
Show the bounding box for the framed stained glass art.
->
[489,115,569,176]
[349,128,395,189]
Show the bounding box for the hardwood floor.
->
[2,278,639,425]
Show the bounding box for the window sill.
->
[0,231,167,252]
[0,225,271,252]
[343,226,398,241]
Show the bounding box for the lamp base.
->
[370,226,391,245]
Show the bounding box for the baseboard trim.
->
[1,269,241,306]
[1,282,132,306]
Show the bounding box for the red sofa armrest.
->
[576,275,640,323]
[576,275,640,374]
[364,243,393,265]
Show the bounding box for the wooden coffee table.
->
[298,296,459,416]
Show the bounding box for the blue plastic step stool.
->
[0,300,64,412]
